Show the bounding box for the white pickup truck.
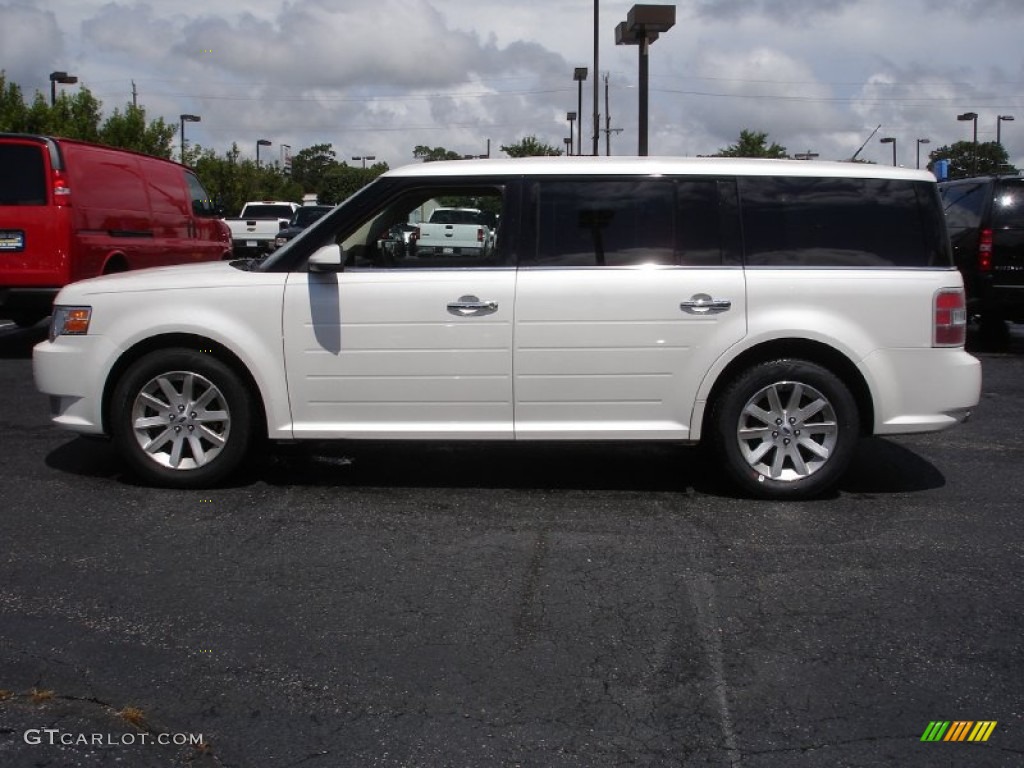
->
[224,201,300,257]
[413,207,495,258]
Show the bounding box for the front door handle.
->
[447,295,498,316]
[680,293,732,315]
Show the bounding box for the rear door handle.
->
[447,295,498,316]
[680,293,732,315]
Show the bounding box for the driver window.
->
[341,186,506,269]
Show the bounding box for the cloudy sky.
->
[3,0,1023,170]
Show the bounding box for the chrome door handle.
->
[680,293,732,315]
[447,295,498,316]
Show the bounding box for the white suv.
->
[34,157,981,498]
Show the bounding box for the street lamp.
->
[958,111,979,174]
[256,139,272,168]
[916,138,931,169]
[573,68,587,156]
[179,114,200,164]
[567,111,577,156]
[997,115,1015,146]
[880,137,897,166]
[615,4,676,156]
[49,71,78,105]
[352,155,376,168]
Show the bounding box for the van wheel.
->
[711,359,859,500]
[110,349,254,488]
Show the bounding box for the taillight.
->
[52,169,71,206]
[934,288,967,347]
[978,228,993,271]
[412,227,420,241]
[477,227,484,243]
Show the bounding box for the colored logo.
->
[921,721,997,742]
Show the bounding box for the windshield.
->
[992,180,1024,229]
[292,206,332,227]
[242,204,296,219]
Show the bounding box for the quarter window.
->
[740,176,948,267]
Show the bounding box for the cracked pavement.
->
[1,322,1022,767]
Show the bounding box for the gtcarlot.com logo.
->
[24,729,204,747]
[921,721,997,743]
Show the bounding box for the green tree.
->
[413,145,463,162]
[318,162,388,205]
[290,143,339,192]
[929,140,1018,179]
[99,104,175,159]
[0,72,29,131]
[715,129,788,159]
[500,135,562,157]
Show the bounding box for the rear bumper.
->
[860,347,982,435]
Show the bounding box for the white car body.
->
[34,156,982,497]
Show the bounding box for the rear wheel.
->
[110,349,255,488]
[712,359,860,499]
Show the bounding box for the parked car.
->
[224,201,300,257]
[414,206,494,257]
[34,157,980,499]
[268,205,333,252]
[938,174,1024,335]
[0,133,231,327]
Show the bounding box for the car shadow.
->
[965,321,1024,355]
[0,322,47,359]
[44,434,946,498]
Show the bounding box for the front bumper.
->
[33,333,117,435]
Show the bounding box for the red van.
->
[0,134,231,327]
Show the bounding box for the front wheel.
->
[711,359,860,500]
[110,349,255,488]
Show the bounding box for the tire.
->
[711,359,860,500]
[110,348,255,488]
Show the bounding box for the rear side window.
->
[940,181,989,230]
[531,179,675,267]
[992,180,1024,229]
[740,176,950,267]
[527,179,726,267]
[0,143,47,205]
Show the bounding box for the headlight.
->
[49,306,92,342]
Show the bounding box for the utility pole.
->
[131,80,137,108]
[603,73,623,155]
[592,0,600,155]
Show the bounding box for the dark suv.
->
[939,175,1024,333]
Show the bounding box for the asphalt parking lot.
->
[1,321,1022,767]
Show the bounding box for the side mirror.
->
[308,244,345,273]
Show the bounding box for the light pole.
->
[49,71,78,105]
[916,138,930,169]
[573,68,587,156]
[880,137,896,166]
[957,111,978,174]
[615,4,676,157]
[566,112,577,156]
[256,139,272,168]
[352,155,376,168]
[997,115,1015,146]
[179,114,200,164]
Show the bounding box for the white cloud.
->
[3,0,1023,169]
